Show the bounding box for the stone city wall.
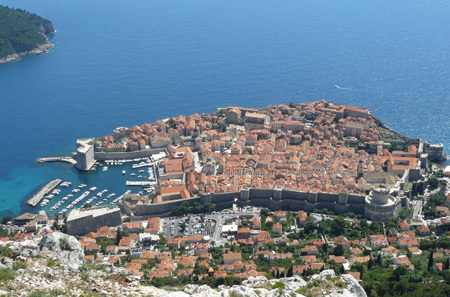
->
[66,208,122,236]
[94,148,167,161]
[127,187,367,217]
[123,197,200,217]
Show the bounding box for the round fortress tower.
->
[371,187,390,204]
[364,186,398,222]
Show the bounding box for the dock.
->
[126,181,154,187]
[37,157,77,165]
[26,179,62,207]
[131,162,154,169]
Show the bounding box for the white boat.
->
[131,173,136,176]
[103,166,108,171]
[89,187,97,191]
[122,170,126,175]
[60,182,72,188]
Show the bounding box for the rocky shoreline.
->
[0,39,54,64]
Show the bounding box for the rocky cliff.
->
[0,233,367,297]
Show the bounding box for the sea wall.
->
[94,148,166,161]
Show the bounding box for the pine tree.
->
[444,258,450,270]
[276,270,280,279]
[428,251,434,271]
[368,258,372,270]
[116,227,123,245]
[376,254,382,266]
[287,266,293,277]
[340,265,345,275]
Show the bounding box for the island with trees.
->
[0,5,55,63]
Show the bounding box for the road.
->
[412,200,423,220]
[193,152,202,172]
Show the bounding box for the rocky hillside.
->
[0,233,367,297]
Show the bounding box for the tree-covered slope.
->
[0,5,54,59]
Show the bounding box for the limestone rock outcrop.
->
[1,232,85,272]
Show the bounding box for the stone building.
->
[364,186,398,222]
[74,138,95,171]
[244,113,269,130]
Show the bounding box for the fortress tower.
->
[364,186,398,222]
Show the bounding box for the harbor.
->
[26,156,160,217]
[26,179,62,207]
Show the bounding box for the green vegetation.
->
[46,259,60,268]
[0,5,54,58]
[0,268,15,282]
[147,275,244,288]
[0,246,13,258]
[28,290,66,297]
[0,225,10,237]
[271,281,285,290]
[12,261,27,271]
[170,202,215,216]
[362,280,450,297]
[95,237,117,254]
[423,185,448,218]
[59,236,69,250]
[1,216,12,224]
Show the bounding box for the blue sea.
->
[0,0,449,217]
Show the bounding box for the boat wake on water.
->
[334,85,355,91]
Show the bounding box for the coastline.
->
[0,38,54,64]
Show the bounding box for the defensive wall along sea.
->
[93,148,167,161]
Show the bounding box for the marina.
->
[29,154,161,216]
[26,179,62,207]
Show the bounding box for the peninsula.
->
[2,100,449,297]
[62,100,445,222]
[0,5,55,63]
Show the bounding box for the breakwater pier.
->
[36,157,77,165]
[26,179,62,207]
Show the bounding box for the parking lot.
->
[161,206,261,241]
[162,215,215,238]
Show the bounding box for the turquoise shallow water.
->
[0,0,449,217]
